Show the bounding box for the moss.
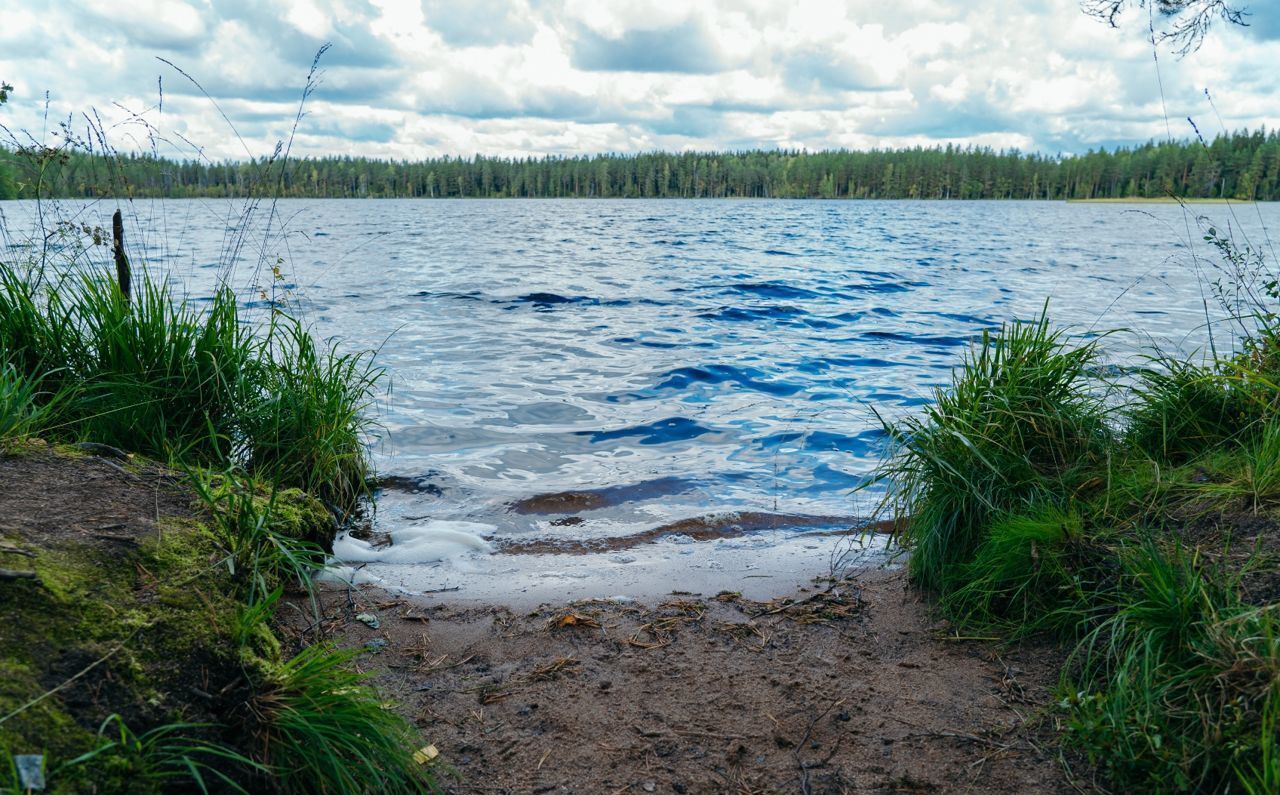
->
[0,436,50,457]
[266,488,335,547]
[0,660,96,763]
[0,511,255,790]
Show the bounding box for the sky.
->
[0,0,1277,162]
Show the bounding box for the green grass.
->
[874,304,1280,792]
[940,506,1097,637]
[1127,353,1261,462]
[876,306,1111,592]
[244,316,383,509]
[186,468,329,606]
[0,264,382,512]
[1066,544,1279,791]
[254,644,436,795]
[0,362,50,443]
[59,714,265,794]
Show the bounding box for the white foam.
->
[331,520,494,565]
[317,565,385,586]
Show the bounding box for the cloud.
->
[570,21,729,74]
[421,0,537,47]
[0,0,1276,161]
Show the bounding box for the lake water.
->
[4,198,1278,603]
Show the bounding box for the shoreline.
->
[0,443,1075,793]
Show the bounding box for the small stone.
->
[642,783,656,793]
[355,612,380,629]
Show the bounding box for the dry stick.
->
[796,698,845,795]
[112,209,130,303]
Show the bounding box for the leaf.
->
[553,612,600,629]
[412,745,439,765]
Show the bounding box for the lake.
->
[4,198,1277,602]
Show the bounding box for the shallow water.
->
[5,198,1277,601]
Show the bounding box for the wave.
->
[654,364,805,397]
[580,416,718,445]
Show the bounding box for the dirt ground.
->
[0,439,197,552]
[286,572,1085,794]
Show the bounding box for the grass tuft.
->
[0,264,381,512]
[877,306,1110,592]
[254,644,436,795]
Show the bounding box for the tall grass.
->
[0,362,50,442]
[0,263,381,511]
[877,307,1111,592]
[1127,353,1259,462]
[940,506,1096,636]
[245,316,382,509]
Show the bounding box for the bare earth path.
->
[289,572,1082,794]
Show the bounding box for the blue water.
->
[5,198,1278,552]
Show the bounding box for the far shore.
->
[1065,196,1260,204]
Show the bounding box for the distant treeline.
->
[2,128,1279,201]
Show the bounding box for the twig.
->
[796,698,844,795]
[419,585,460,594]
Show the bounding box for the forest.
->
[1,127,1278,202]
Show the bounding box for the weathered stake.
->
[112,209,130,303]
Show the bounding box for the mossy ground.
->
[0,443,333,792]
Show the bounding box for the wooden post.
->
[112,209,130,303]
